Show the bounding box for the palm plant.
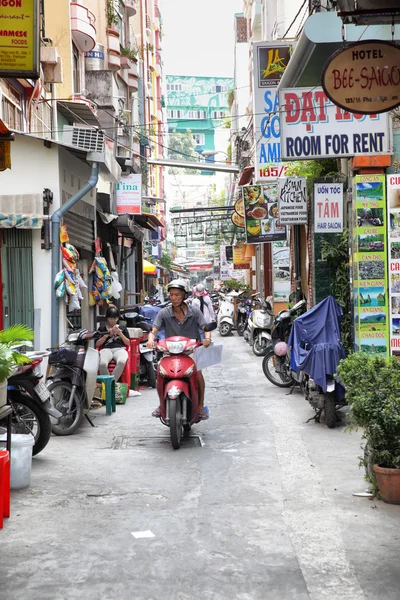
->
[0,324,34,382]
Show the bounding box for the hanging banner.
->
[314,183,343,233]
[253,42,292,182]
[0,0,40,79]
[279,87,392,160]
[116,173,142,215]
[278,177,307,225]
[387,174,400,356]
[242,184,286,244]
[353,174,389,356]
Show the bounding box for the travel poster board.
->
[353,175,389,356]
[242,184,287,244]
[387,175,400,356]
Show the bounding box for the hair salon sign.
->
[322,40,400,115]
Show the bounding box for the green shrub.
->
[338,352,400,470]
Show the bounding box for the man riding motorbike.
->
[147,279,212,420]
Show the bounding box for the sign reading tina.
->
[0,0,39,79]
[322,40,400,115]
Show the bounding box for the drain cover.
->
[112,435,203,449]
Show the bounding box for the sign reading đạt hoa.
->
[0,0,39,79]
[279,88,391,160]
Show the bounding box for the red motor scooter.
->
[155,323,216,449]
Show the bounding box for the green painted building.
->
[166,75,233,161]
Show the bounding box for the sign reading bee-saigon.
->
[241,185,286,244]
[0,0,40,78]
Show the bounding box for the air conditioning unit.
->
[63,126,105,153]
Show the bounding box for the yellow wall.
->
[44,0,73,99]
[85,0,107,48]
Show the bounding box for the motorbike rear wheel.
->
[5,390,52,456]
[324,392,337,428]
[237,322,245,336]
[219,322,232,337]
[169,397,183,450]
[262,350,294,388]
[48,381,83,436]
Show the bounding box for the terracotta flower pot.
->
[373,464,400,504]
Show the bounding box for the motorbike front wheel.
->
[252,334,268,356]
[237,322,245,336]
[262,350,294,388]
[48,381,83,436]
[169,397,183,450]
[219,322,232,337]
[6,390,52,456]
[324,392,337,428]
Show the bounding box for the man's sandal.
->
[198,406,209,420]
[152,408,161,417]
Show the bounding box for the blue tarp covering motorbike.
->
[288,296,346,396]
[139,305,165,339]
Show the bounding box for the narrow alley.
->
[1,333,399,600]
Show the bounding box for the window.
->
[186,110,206,119]
[211,111,226,119]
[0,80,22,131]
[72,43,80,95]
[193,133,205,146]
[167,110,182,119]
[167,83,183,92]
[212,85,228,93]
[115,1,125,47]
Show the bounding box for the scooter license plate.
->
[34,381,51,402]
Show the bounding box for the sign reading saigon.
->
[0,0,39,78]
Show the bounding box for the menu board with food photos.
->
[241,184,286,244]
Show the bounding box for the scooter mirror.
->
[292,299,306,311]
[204,322,217,332]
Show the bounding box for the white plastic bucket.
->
[0,433,34,489]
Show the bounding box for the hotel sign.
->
[322,40,400,115]
[0,0,40,78]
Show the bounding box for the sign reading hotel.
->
[253,42,292,182]
[116,173,142,215]
[279,87,391,160]
[314,183,343,233]
[0,0,40,78]
[322,40,400,115]
[353,175,389,356]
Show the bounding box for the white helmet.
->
[167,279,189,295]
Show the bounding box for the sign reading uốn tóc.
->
[0,0,39,78]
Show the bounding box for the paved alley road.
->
[1,333,400,600]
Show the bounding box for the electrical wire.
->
[282,0,309,38]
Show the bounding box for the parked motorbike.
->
[288,296,346,428]
[236,299,248,337]
[46,330,100,435]
[2,351,62,455]
[247,296,274,356]
[217,294,235,336]
[154,322,217,449]
[120,307,157,387]
[262,299,306,387]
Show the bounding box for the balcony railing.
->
[70,2,96,52]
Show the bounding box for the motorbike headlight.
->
[159,364,168,378]
[256,315,271,328]
[183,365,194,377]
[166,341,186,354]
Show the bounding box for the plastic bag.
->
[65,243,79,261]
[54,270,65,289]
[193,344,223,370]
[60,225,69,244]
[65,279,77,296]
[55,281,66,298]
[76,270,87,289]
[111,271,122,299]
[69,294,81,311]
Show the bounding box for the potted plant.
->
[0,325,34,409]
[337,352,400,503]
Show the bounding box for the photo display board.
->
[353,175,389,356]
[387,175,400,357]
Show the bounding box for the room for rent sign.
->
[279,87,391,160]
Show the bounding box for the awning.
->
[0,214,43,228]
[238,166,254,186]
[57,100,100,127]
[135,213,164,231]
[278,12,400,89]
[143,259,157,275]
[112,214,144,242]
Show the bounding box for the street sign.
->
[314,183,343,233]
[0,0,40,79]
[278,177,307,225]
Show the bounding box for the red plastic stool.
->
[0,450,10,528]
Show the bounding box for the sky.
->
[161,0,244,78]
